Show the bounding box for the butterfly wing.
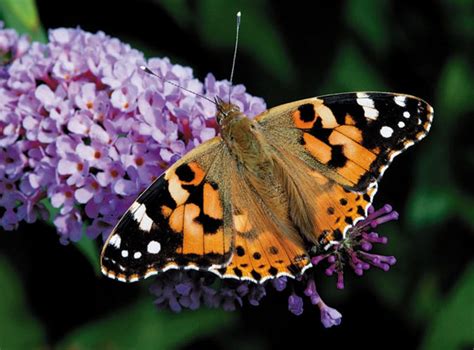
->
[257,92,433,191]
[101,137,235,282]
[210,167,311,283]
[256,92,433,243]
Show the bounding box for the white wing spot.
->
[147,240,161,254]
[356,94,378,119]
[398,121,406,128]
[109,234,121,248]
[121,250,129,258]
[130,202,154,232]
[380,126,394,138]
[133,252,142,259]
[403,111,410,118]
[363,107,379,119]
[139,216,153,232]
[356,97,374,107]
[394,95,406,107]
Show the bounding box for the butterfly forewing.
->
[100,137,235,282]
[257,92,433,192]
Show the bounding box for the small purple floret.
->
[288,293,304,316]
[271,276,288,292]
[318,301,343,328]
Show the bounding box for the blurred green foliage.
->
[0,0,473,349]
[420,263,474,350]
[160,0,295,83]
[0,0,45,42]
[0,258,44,348]
[58,300,234,350]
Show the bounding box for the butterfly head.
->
[215,96,242,126]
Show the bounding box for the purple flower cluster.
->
[0,24,265,243]
[149,270,267,313]
[150,269,345,328]
[150,204,399,328]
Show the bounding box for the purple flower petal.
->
[288,293,304,316]
[319,302,343,328]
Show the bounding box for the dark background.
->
[0,0,473,349]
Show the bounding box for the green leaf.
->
[420,263,474,350]
[0,0,46,42]
[345,0,390,53]
[57,299,235,350]
[0,257,45,348]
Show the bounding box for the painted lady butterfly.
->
[101,90,433,283]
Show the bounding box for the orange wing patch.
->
[212,209,311,282]
[295,103,381,188]
[182,203,204,255]
[311,174,377,243]
[163,162,230,261]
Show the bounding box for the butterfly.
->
[100,91,433,283]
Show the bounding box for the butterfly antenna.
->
[228,11,241,103]
[139,65,217,106]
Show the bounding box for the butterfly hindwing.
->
[212,206,311,283]
[101,137,235,282]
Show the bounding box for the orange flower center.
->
[135,157,144,166]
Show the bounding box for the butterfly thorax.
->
[218,101,273,176]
